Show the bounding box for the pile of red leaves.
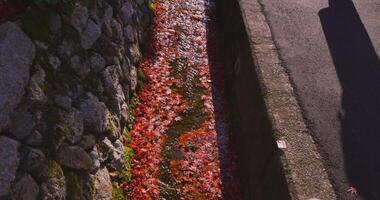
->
[127,0,241,199]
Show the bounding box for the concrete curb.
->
[237,0,337,199]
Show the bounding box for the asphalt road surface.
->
[257,0,380,199]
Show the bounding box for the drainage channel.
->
[128,0,241,199]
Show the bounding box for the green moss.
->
[126,94,140,130]
[148,0,156,11]
[117,147,133,182]
[46,160,64,179]
[65,172,83,200]
[136,68,147,92]
[112,183,126,200]
[122,127,132,143]
[106,117,119,139]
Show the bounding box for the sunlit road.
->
[258,0,380,199]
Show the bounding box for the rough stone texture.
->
[57,145,92,170]
[38,160,66,200]
[124,24,136,43]
[0,0,152,198]
[109,139,125,171]
[89,146,101,172]
[48,54,61,72]
[9,106,35,140]
[111,19,123,42]
[98,137,124,170]
[27,65,47,103]
[54,95,72,110]
[81,19,101,50]
[25,130,44,146]
[120,1,134,25]
[71,5,89,33]
[90,52,106,73]
[0,136,20,198]
[0,22,35,132]
[61,110,84,144]
[80,94,110,134]
[11,175,39,200]
[19,147,45,173]
[127,43,142,64]
[130,65,138,91]
[91,167,113,200]
[102,65,125,114]
[40,176,66,200]
[102,3,113,26]
[70,55,90,78]
[79,134,96,150]
[57,40,76,58]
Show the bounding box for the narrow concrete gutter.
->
[237,0,337,199]
[217,0,337,199]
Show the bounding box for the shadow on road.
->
[319,1,380,199]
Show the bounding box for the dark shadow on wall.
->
[204,1,243,199]
[319,1,380,199]
[214,0,291,199]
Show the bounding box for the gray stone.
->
[89,146,101,172]
[124,24,135,43]
[40,177,65,200]
[120,103,129,124]
[109,139,125,171]
[120,57,131,79]
[57,40,76,58]
[54,95,72,110]
[130,65,138,91]
[57,145,92,170]
[111,19,123,41]
[71,5,89,33]
[67,111,84,144]
[9,106,35,140]
[0,136,20,198]
[34,40,48,51]
[120,2,134,25]
[80,94,109,134]
[90,167,112,200]
[98,138,124,170]
[48,54,61,72]
[26,65,47,103]
[102,65,125,115]
[11,175,39,200]
[70,55,90,78]
[98,137,113,163]
[102,3,113,26]
[79,134,96,150]
[81,19,101,50]
[90,52,106,73]
[98,36,120,58]
[0,22,35,132]
[20,147,45,173]
[56,109,84,144]
[25,130,44,146]
[127,43,142,64]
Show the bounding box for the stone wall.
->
[0,0,152,199]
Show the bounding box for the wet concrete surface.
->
[257,0,380,199]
